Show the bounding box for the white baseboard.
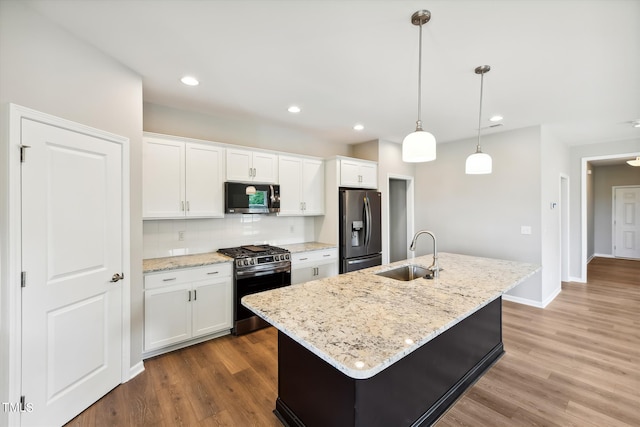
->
[593,253,615,259]
[503,287,561,309]
[568,276,586,283]
[502,294,544,308]
[128,361,145,381]
[541,287,561,308]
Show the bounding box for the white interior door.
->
[614,186,640,259]
[20,118,124,426]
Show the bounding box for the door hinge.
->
[20,145,31,163]
[21,271,26,288]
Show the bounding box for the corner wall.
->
[540,126,570,305]
[0,2,144,419]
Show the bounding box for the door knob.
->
[110,273,124,283]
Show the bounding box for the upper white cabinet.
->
[143,135,224,219]
[278,155,324,216]
[226,147,278,183]
[339,158,377,189]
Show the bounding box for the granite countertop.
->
[242,252,540,380]
[142,242,335,273]
[279,242,337,253]
[143,252,232,273]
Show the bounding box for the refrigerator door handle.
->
[364,195,371,248]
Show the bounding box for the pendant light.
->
[402,10,436,163]
[465,65,493,174]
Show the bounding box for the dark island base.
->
[274,297,503,427]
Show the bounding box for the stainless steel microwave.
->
[225,182,280,214]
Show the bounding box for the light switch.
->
[520,226,532,235]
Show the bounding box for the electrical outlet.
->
[178,231,185,241]
[520,226,532,235]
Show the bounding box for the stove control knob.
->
[236,260,242,267]
[243,259,248,266]
[285,254,290,260]
[275,255,280,261]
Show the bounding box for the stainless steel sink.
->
[375,265,431,281]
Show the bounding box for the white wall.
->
[144,102,351,158]
[414,127,543,303]
[0,1,144,415]
[593,164,640,255]
[568,139,640,279]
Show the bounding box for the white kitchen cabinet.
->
[143,135,224,219]
[339,158,377,189]
[291,248,338,285]
[226,147,278,183]
[278,155,324,216]
[144,263,232,355]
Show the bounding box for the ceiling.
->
[23,0,640,152]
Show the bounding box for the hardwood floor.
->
[66,257,639,426]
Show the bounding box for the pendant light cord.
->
[416,21,423,131]
[476,71,484,152]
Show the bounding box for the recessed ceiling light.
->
[353,123,364,131]
[180,76,199,86]
[288,105,301,113]
[489,115,503,122]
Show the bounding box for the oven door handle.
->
[236,264,291,278]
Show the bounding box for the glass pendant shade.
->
[402,130,436,162]
[465,151,492,174]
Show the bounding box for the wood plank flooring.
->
[66,257,639,426]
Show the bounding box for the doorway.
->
[580,152,640,281]
[387,175,414,263]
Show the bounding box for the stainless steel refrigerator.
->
[339,189,382,273]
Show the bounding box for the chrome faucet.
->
[409,230,440,278]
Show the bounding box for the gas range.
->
[217,244,292,335]
[218,244,291,275]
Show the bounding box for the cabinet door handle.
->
[162,277,177,282]
[186,201,190,211]
[299,257,308,261]
[323,254,331,257]
[253,167,257,177]
[207,271,219,275]
[188,290,191,302]
[194,290,197,301]
[181,201,185,211]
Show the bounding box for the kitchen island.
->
[242,252,540,427]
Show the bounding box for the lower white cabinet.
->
[291,248,338,285]
[144,263,232,355]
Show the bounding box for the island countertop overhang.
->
[242,252,541,379]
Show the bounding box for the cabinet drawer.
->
[145,263,232,290]
[292,248,338,265]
